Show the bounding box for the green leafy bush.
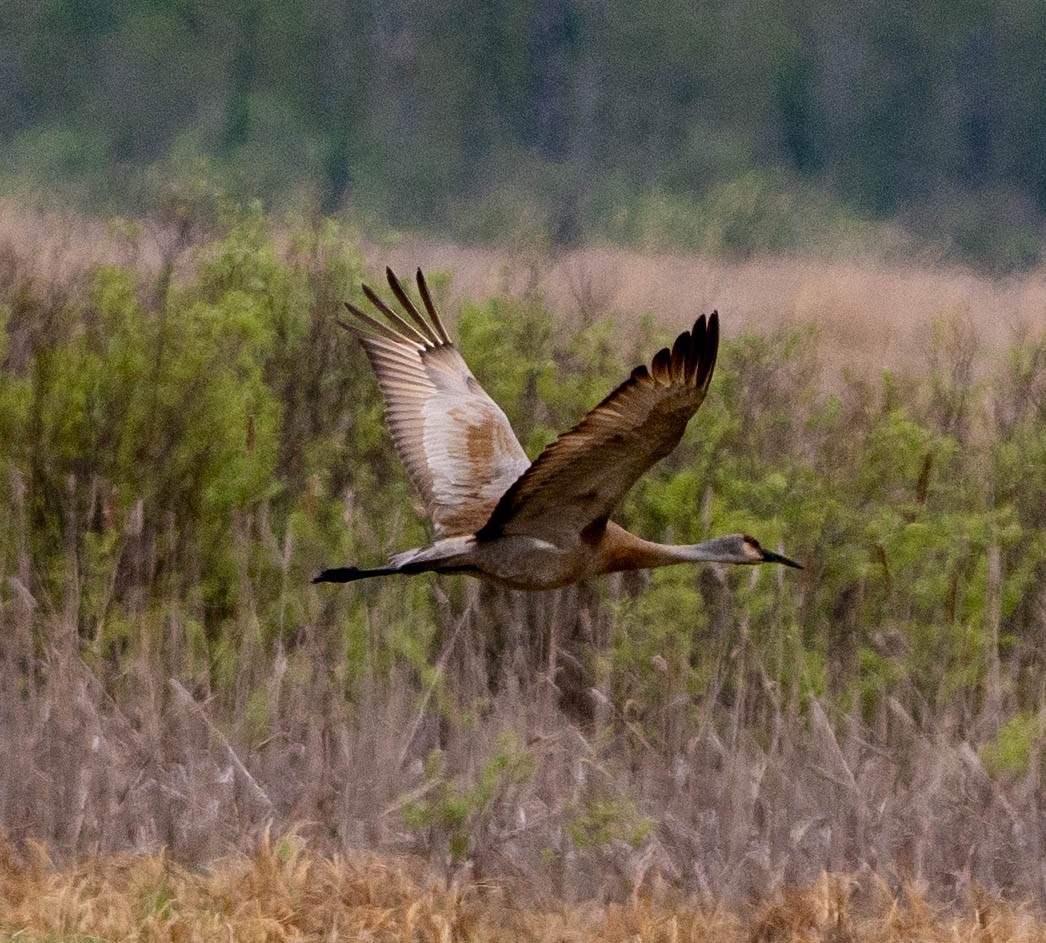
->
[2,207,1045,755]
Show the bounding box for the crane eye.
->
[742,535,764,560]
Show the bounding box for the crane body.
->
[320,524,797,591]
[314,269,801,591]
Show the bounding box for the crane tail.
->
[313,538,477,586]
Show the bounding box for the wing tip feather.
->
[671,329,690,382]
[416,268,453,345]
[386,267,441,345]
[651,346,673,383]
[696,310,719,390]
[649,308,721,389]
[339,266,455,351]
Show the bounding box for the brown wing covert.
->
[476,312,719,544]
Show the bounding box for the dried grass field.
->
[4,200,1046,939]
[6,197,1046,375]
[4,842,1046,943]
[380,236,1046,376]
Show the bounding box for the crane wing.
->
[476,312,719,544]
[341,268,531,538]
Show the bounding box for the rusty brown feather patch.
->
[341,270,531,538]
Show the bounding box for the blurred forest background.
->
[4,1,1046,935]
[3,0,1046,269]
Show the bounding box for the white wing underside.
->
[346,272,531,538]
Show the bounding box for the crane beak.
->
[761,548,803,569]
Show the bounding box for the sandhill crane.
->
[314,269,801,591]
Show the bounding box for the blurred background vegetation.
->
[3,0,1046,270]
[5,0,1046,909]
[3,206,1046,901]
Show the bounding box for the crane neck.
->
[645,536,747,565]
[598,524,749,573]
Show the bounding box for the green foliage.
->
[457,295,558,453]
[599,171,881,258]
[980,711,1046,778]
[3,208,1046,793]
[567,796,654,850]
[402,734,534,862]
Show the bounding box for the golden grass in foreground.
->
[2,840,1044,943]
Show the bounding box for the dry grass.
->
[4,195,1045,377]
[2,839,1045,942]
[378,237,1046,378]
[5,597,1045,910]
[5,197,1046,929]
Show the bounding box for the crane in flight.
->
[314,269,801,591]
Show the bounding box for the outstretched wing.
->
[476,313,719,544]
[341,268,531,538]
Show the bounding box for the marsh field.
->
[4,200,1046,941]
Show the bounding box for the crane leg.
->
[311,565,403,584]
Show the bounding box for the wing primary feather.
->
[690,316,707,382]
[697,312,719,388]
[671,330,690,382]
[361,283,432,347]
[343,302,418,345]
[651,346,672,383]
[416,269,452,344]
[684,315,704,381]
[386,267,439,344]
[334,317,372,341]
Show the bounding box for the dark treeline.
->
[3,0,1046,267]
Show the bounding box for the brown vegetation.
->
[3,838,1045,942]
[380,237,1046,378]
[4,199,1046,930]
[5,196,1046,375]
